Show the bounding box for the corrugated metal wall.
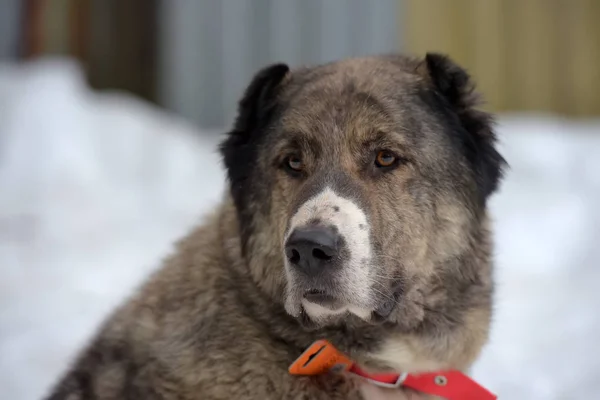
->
[0,0,20,59]
[403,0,600,117]
[158,0,401,129]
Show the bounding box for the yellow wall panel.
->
[402,0,600,117]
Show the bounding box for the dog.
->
[45,53,505,399]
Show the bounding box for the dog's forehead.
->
[274,58,426,147]
[289,56,422,91]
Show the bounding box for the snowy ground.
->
[1,58,599,400]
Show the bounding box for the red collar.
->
[289,340,496,400]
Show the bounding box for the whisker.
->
[369,286,399,305]
[369,272,395,281]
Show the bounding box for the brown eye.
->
[285,155,304,172]
[375,151,397,168]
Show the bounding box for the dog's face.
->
[221,54,504,330]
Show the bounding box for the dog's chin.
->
[297,303,367,330]
[304,298,371,321]
[286,296,364,328]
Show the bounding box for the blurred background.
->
[1,1,599,399]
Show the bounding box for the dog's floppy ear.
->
[220,63,289,243]
[421,52,506,204]
[423,53,476,112]
[230,63,290,137]
[220,62,289,176]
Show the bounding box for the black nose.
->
[285,226,339,276]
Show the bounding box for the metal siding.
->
[0,0,21,60]
[158,0,400,129]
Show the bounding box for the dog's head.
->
[221,54,505,330]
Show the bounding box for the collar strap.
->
[289,340,497,400]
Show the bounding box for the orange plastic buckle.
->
[288,339,354,376]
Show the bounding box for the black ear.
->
[220,62,289,183]
[230,63,290,137]
[423,52,506,204]
[219,63,289,241]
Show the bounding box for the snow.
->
[1,58,599,400]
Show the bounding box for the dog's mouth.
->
[302,289,345,310]
[286,275,406,329]
[296,284,402,327]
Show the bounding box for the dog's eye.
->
[285,155,304,172]
[375,151,397,168]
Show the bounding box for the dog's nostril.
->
[289,249,300,264]
[312,248,332,261]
